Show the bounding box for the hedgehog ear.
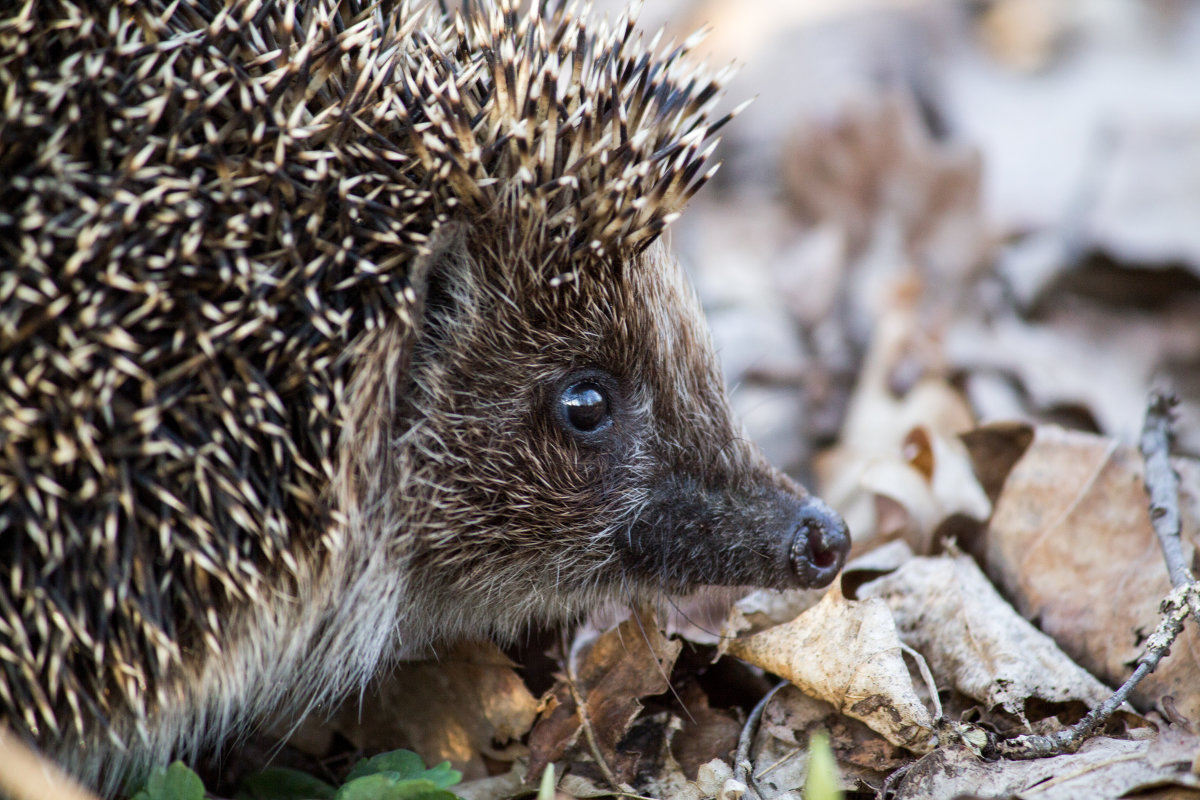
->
[407,223,484,354]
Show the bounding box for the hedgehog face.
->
[366,234,849,644]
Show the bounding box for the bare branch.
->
[1139,391,1193,589]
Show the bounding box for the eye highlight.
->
[558,381,612,434]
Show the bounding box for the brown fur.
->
[0,0,848,792]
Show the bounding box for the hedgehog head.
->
[332,0,849,645]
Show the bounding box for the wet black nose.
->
[788,495,850,588]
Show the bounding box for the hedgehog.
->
[0,0,850,792]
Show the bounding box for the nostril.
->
[788,496,850,587]
[807,525,839,569]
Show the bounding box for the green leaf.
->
[410,762,460,790]
[343,751,460,789]
[344,751,425,782]
[131,762,206,800]
[803,733,843,800]
[333,775,458,800]
[236,767,337,800]
[536,763,556,800]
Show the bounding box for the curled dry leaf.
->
[856,554,1114,721]
[817,306,990,554]
[981,424,1200,720]
[724,586,936,753]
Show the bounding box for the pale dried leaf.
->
[726,586,936,752]
[857,554,1114,719]
[818,306,987,552]
[893,731,1200,800]
[721,587,827,639]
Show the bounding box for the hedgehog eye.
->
[558,381,612,434]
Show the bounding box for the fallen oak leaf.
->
[982,425,1200,721]
[723,585,936,753]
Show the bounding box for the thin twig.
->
[990,583,1193,759]
[1140,391,1200,624]
[560,629,626,793]
[879,760,915,800]
[733,680,788,799]
[900,642,941,720]
[991,389,1198,759]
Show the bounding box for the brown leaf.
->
[752,685,912,796]
[961,421,1036,505]
[666,682,742,781]
[984,425,1200,721]
[526,609,682,785]
[332,641,538,781]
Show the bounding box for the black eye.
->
[559,381,612,434]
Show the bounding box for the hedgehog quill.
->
[0,0,850,792]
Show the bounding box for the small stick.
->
[990,583,1193,759]
[991,389,1198,759]
[733,680,788,799]
[1140,391,1200,623]
[560,629,627,793]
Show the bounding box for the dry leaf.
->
[947,307,1200,443]
[722,586,829,639]
[332,641,539,780]
[751,685,912,796]
[857,554,1114,720]
[984,425,1200,720]
[960,421,1036,504]
[781,91,987,285]
[817,306,989,553]
[669,683,742,780]
[893,731,1200,800]
[526,609,682,784]
[725,586,936,752]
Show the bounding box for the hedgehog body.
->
[0,0,849,791]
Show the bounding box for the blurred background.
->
[582,0,1200,497]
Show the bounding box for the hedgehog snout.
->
[786,494,850,588]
